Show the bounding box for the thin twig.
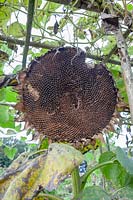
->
[0,102,16,107]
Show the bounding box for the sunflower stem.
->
[71,166,81,198]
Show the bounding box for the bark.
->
[115,29,133,123]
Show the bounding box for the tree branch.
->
[0,34,127,66]
[47,0,124,18]
[86,52,122,66]
[114,28,133,123]
[101,2,133,123]
[22,0,35,69]
[0,34,59,49]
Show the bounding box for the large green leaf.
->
[116,147,133,175]
[75,186,111,200]
[99,151,131,187]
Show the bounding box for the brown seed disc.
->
[17,47,117,143]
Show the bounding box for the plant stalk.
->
[71,166,81,198]
[81,159,116,190]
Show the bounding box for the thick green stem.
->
[71,166,81,198]
[81,159,116,190]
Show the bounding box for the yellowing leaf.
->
[1,143,83,200]
[35,143,84,191]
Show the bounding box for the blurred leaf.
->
[5,87,18,102]
[116,147,133,175]
[0,88,6,101]
[59,17,68,30]
[13,65,22,74]
[77,29,86,39]
[0,140,3,146]
[20,136,27,142]
[0,6,11,27]
[15,124,21,132]
[6,129,16,135]
[4,146,17,160]
[0,87,17,102]
[0,114,15,128]
[75,186,111,200]
[7,22,25,38]
[39,138,49,150]
[116,184,133,200]
[0,64,4,75]
[0,50,9,61]
[34,2,60,29]
[0,106,9,123]
[127,4,133,11]
[0,44,12,57]
[128,46,133,55]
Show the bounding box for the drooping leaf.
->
[1,143,83,200]
[116,147,133,175]
[35,143,84,191]
[75,186,111,200]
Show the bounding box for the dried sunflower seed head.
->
[15,47,117,146]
